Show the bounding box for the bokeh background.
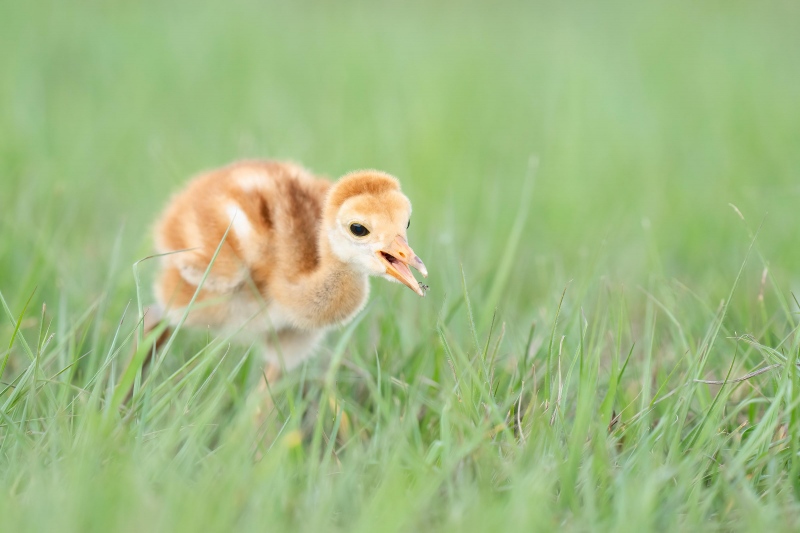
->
[3,0,798,315]
[1,1,800,530]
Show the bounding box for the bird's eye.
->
[349,223,370,237]
[407,219,411,229]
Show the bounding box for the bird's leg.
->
[252,360,282,460]
[124,305,172,406]
[253,361,282,430]
[253,329,325,430]
[255,362,282,410]
[263,361,283,385]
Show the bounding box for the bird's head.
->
[324,170,428,296]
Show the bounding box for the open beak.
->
[377,235,428,296]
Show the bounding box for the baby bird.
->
[150,160,427,380]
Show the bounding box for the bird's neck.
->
[277,237,369,330]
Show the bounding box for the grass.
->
[2,0,800,530]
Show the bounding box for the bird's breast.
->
[212,290,297,338]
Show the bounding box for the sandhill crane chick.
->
[151,160,427,378]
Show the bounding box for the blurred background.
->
[3,2,800,529]
[1,0,799,332]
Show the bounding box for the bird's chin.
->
[363,260,390,277]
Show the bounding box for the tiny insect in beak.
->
[418,282,430,294]
[377,235,428,296]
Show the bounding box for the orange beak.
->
[377,236,428,296]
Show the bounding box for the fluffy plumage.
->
[151,160,427,373]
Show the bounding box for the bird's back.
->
[153,160,331,323]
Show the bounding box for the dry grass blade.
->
[694,364,784,385]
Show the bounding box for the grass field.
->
[2,0,800,530]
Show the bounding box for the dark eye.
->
[349,223,370,237]
[407,219,411,229]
